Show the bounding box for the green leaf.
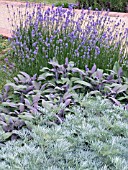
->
[5,83,27,91]
[38,73,54,80]
[112,84,122,92]
[56,80,64,84]
[118,96,128,101]
[61,78,70,83]
[74,80,92,88]
[89,90,101,96]
[32,81,41,90]
[0,106,10,113]
[116,85,128,94]
[17,74,26,82]
[113,62,120,74]
[0,132,12,141]
[42,99,54,110]
[71,77,81,82]
[5,82,16,88]
[42,89,56,94]
[18,113,34,121]
[40,67,49,72]
[109,83,122,88]
[71,85,83,90]
[2,102,17,108]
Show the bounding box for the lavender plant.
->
[8,3,127,75]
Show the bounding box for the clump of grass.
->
[0,35,9,53]
[55,2,69,8]
[0,36,9,91]
[0,35,16,91]
[0,57,16,92]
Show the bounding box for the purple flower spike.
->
[65,58,68,66]
[91,64,96,74]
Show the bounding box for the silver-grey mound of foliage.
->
[0,97,128,170]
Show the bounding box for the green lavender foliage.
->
[0,97,128,170]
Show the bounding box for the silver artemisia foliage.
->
[0,97,127,170]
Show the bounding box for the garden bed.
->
[0,2,128,169]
